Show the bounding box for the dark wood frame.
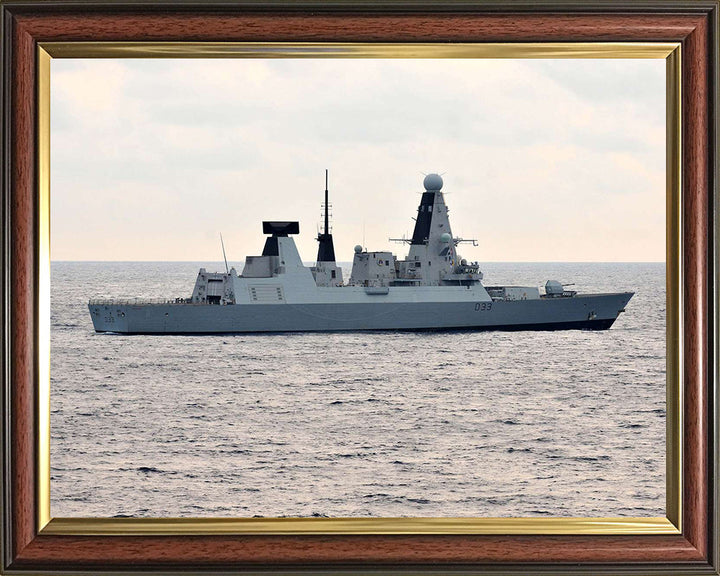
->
[1,1,717,574]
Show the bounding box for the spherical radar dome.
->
[354,245,363,254]
[440,232,452,244]
[423,173,443,191]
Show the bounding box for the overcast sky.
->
[50,58,665,262]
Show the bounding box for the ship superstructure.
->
[88,173,633,334]
[310,170,343,288]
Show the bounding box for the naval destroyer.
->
[89,173,633,334]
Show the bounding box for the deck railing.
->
[88,298,197,306]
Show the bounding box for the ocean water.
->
[50,262,665,518]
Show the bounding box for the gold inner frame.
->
[36,41,682,536]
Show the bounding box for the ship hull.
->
[88,292,633,334]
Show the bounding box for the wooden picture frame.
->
[1,1,717,574]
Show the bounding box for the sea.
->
[50,261,665,518]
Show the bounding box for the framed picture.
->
[1,1,717,574]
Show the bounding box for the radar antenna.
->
[453,237,479,247]
[220,232,229,274]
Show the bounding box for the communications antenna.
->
[220,232,229,274]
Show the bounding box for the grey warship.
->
[88,173,633,334]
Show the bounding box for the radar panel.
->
[262,221,300,236]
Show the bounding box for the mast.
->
[316,169,336,262]
[324,169,329,235]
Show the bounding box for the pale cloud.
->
[53,60,128,114]
[51,58,665,262]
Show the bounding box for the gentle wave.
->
[50,261,666,518]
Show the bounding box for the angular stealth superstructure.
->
[88,173,633,334]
